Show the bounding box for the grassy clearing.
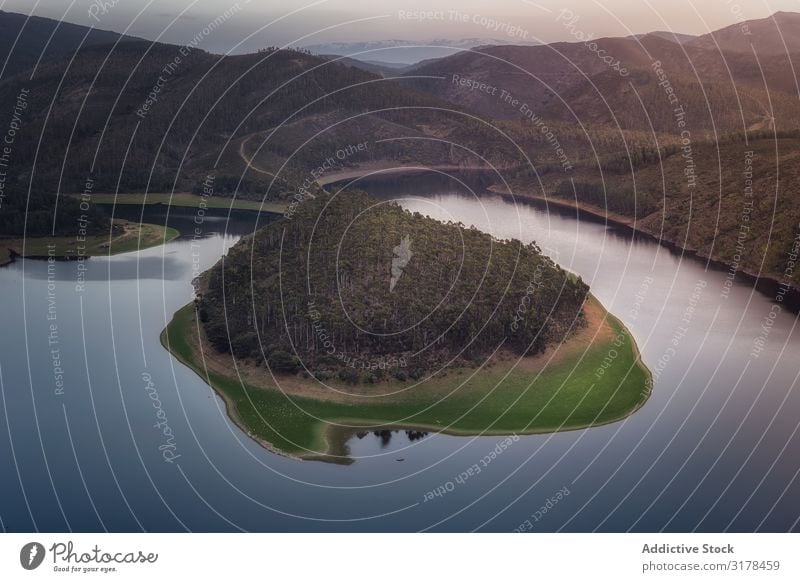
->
[162,295,652,463]
[0,220,179,265]
[73,192,286,214]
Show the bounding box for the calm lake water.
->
[1,186,799,532]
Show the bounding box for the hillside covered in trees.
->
[198,190,589,382]
[503,133,800,289]
[0,186,108,237]
[0,21,482,237]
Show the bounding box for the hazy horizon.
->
[1,0,798,56]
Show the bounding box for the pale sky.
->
[2,0,800,54]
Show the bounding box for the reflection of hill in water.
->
[106,205,268,237]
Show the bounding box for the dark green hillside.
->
[510,133,800,288]
[199,190,589,379]
[620,135,800,287]
[0,42,472,198]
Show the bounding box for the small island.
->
[1,219,179,266]
[163,190,651,462]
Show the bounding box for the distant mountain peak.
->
[302,37,539,66]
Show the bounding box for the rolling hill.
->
[0,38,485,202]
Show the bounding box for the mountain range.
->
[400,14,800,135]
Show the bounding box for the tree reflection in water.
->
[354,429,429,447]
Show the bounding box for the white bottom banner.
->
[0,533,797,580]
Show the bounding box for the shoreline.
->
[70,192,288,214]
[161,295,652,463]
[486,185,800,300]
[158,314,308,463]
[159,303,339,464]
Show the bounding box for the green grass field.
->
[75,192,286,214]
[163,297,652,463]
[0,221,179,265]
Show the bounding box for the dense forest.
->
[198,190,589,382]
